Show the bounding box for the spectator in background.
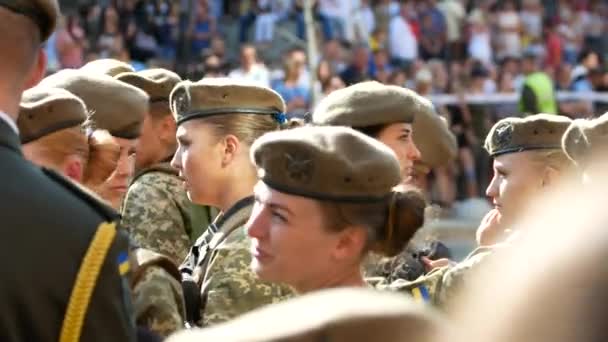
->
[125,18,158,63]
[321,75,345,97]
[469,62,495,95]
[428,59,449,94]
[203,54,226,78]
[419,0,447,60]
[318,0,350,41]
[294,0,333,41]
[322,39,346,74]
[339,45,371,85]
[588,67,608,92]
[389,1,418,69]
[56,14,87,69]
[496,0,522,60]
[520,0,544,54]
[519,52,558,114]
[369,48,392,84]
[585,1,605,53]
[438,0,465,61]
[272,57,310,117]
[555,63,573,91]
[467,9,492,67]
[558,2,584,65]
[352,0,375,44]
[286,47,311,89]
[571,48,600,91]
[229,44,270,87]
[155,0,178,60]
[97,6,122,58]
[369,27,388,52]
[254,0,291,43]
[191,2,216,58]
[387,69,407,87]
[543,18,562,70]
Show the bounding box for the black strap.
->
[182,276,202,326]
[177,107,280,125]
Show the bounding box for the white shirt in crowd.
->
[318,0,351,19]
[229,64,271,87]
[497,10,521,58]
[438,0,466,43]
[388,15,418,61]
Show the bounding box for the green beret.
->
[414,111,457,168]
[0,0,59,41]
[170,78,286,126]
[115,68,182,103]
[251,126,401,202]
[485,114,572,157]
[18,87,87,144]
[80,59,135,77]
[166,288,441,342]
[312,81,432,127]
[40,69,149,139]
[562,114,608,166]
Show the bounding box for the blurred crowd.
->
[48,0,608,209]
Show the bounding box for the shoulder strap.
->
[130,248,181,287]
[60,222,117,342]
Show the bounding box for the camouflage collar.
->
[208,196,254,250]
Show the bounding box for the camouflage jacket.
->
[180,196,295,327]
[130,248,186,337]
[373,244,500,308]
[121,163,215,264]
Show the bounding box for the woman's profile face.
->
[171,120,226,206]
[95,136,137,210]
[375,123,421,183]
[246,182,346,291]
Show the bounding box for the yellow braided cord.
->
[60,222,117,342]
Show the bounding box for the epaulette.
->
[130,162,178,185]
[42,167,119,222]
[130,248,181,287]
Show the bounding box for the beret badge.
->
[284,151,314,185]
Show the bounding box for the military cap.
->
[40,69,149,139]
[562,113,608,166]
[251,125,401,202]
[170,78,286,126]
[166,288,442,342]
[484,114,572,157]
[80,59,135,77]
[312,81,433,127]
[115,68,182,103]
[414,111,457,168]
[0,0,59,41]
[17,87,87,144]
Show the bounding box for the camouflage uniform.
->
[121,162,216,264]
[181,196,295,327]
[131,248,186,337]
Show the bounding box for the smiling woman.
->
[246,126,426,294]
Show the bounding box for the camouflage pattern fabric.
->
[181,196,295,327]
[131,248,186,337]
[121,163,200,264]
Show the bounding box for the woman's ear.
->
[332,226,367,262]
[221,134,240,167]
[541,166,560,188]
[64,156,84,183]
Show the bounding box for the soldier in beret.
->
[562,112,608,182]
[246,125,426,294]
[80,58,136,77]
[38,70,187,337]
[312,81,423,181]
[390,113,575,308]
[0,1,136,341]
[117,68,217,266]
[171,78,295,327]
[167,288,443,342]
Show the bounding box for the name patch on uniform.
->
[411,285,430,303]
[118,252,129,275]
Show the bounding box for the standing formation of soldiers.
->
[2,1,608,342]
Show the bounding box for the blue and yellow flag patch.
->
[118,252,129,275]
[411,285,430,303]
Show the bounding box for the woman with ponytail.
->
[246,125,426,293]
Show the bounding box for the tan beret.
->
[312,81,432,127]
[166,288,442,342]
[562,113,608,166]
[40,69,149,139]
[115,68,182,103]
[80,59,135,77]
[18,87,87,144]
[414,112,457,168]
[0,0,59,41]
[485,114,572,157]
[170,78,286,126]
[251,125,401,202]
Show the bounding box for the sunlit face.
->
[246,182,353,292]
[171,120,225,206]
[96,136,137,210]
[485,152,545,225]
[375,123,421,183]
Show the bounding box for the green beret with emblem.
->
[484,114,572,157]
[562,113,608,166]
[80,59,135,77]
[170,78,286,126]
[115,68,182,103]
[18,86,87,144]
[40,69,149,139]
[251,125,401,202]
[0,0,59,41]
[312,81,432,127]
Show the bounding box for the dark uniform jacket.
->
[0,119,136,341]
